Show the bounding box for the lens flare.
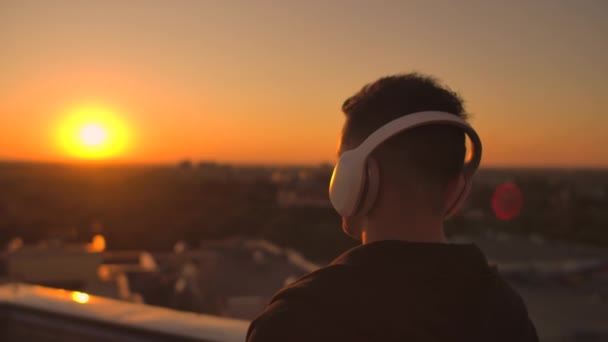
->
[492,182,523,220]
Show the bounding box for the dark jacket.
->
[248,240,538,341]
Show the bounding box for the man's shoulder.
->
[271,264,357,303]
[478,270,539,341]
[247,264,359,341]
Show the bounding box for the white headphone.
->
[329,111,482,218]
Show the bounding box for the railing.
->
[0,283,249,342]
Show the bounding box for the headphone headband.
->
[329,111,482,217]
[356,111,481,170]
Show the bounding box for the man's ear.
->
[342,216,363,240]
[443,173,466,216]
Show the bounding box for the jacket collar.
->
[331,240,491,277]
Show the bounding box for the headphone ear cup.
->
[329,151,368,217]
[357,157,380,216]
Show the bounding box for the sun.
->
[80,124,107,147]
[58,106,129,160]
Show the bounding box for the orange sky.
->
[1,1,607,167]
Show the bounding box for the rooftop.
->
[0,283,249,342]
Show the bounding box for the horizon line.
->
[1,158,607,171]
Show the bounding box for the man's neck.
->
[361,219,447,245]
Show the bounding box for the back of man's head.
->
[339,73,469,217]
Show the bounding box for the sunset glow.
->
[58,107,129,160]
[1,1,606,167]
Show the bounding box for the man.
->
[247,73,538,341]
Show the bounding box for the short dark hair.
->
[340,73,468,194]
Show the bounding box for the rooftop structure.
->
[0,283,249,341]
